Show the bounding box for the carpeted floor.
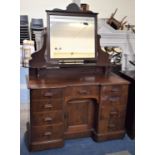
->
[20,107,135,155]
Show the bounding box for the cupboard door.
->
[65,99,95,134]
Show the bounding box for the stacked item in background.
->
[22,40,35,67]
[20,17,44,67]
[30,18,44,50]
[20,15,30,45]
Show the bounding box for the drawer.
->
[31,110,63,126]
[100,106,111,120]
[99,107,125,133]
[98,119,109,133]
[31,88,63,100]
[101,85,122,95]
[31,123,63,142]
[100,105,126,120]
[107,118,125,132]
[101,95,122,105]
[98,118,125,133]
[31,99,63,112]
[65,85,98,100]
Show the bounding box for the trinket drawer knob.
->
[44,104,53,109]
[110,111,118,115]
[109,96,120,102]
[44,92,54,97]
[44,117,53,122]
[44,132,52,136]
[77,90,88,95]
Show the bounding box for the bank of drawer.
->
[100,105,126,120]
[31,88,62,100]
[31,123,63,142]
[65,85,98,99]
[31,110,63,126]
[31,99,63,112]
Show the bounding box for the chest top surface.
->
[28,73,129,89]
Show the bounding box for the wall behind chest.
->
[20,0,135,25]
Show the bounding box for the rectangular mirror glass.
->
[49,15,95,59]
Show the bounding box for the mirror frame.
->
[46,10,98,64]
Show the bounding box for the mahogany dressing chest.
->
[26,3,129,151]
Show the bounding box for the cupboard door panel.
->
[65,99,95,133]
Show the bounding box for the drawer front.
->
[31,99,63,112]
[98,118,125,133]
[101,85,128,106]
[65,85,98,100]
[98,119,109,133]
[107,118,125,132]
[98,103,126,133]
[31,88,63,100]
[100,105,126,120]
[101,95,122,106]
[31,124,63,142]
[31,110,63,126]
[101,85,122,94]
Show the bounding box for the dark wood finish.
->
[119,70,135,139]
[96,35,109,66]
[28,71,129,151]
[31,99,63,112]
[31,110,63,126]
[29,30,47,68]
[26,4,129,151]
[64,85,98,101]
[31,88,63,99]
[31,123,64,142]
[64,99,95,138]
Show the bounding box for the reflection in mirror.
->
[102,46,122,65]
[50,15,95,59]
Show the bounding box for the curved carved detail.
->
[66,3,81,12]
[96,35,110,65]
[29,30,47,68]
[48,3,93,13]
